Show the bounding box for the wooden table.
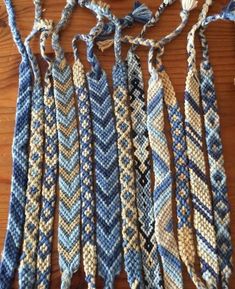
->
[0,0,234,288]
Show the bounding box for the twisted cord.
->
[126,49,163,289]
[131,0,176,51]
[97,0,197,52]
[0,1,32,288]
[18,21,45,288]
[52,1,81,288]
[146,61,183,289]
[52,0,76,60]
[186,0,213,70]
[81,1,122,61]
[72,18,104,289]
[36,22,58,289]
[184,1,220,288]
[202,0,235,25]
[199,20,233,288]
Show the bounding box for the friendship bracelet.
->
[198,2,234,287]
[36,18,58,289]
[72,16,104,289]
[184,1,220,287]
[126,1,178,287]
[18,1,45,288]
[51,1,81,288]
[0,1,33,288]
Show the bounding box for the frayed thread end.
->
[132,1,153,23]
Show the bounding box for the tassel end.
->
[131,1,153,23]
[181,0,198,11]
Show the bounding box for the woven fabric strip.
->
[18,3,46,287]
[36,21,58,289]
[88,65,122,289]
[147,67,183,289]
[0,2,32,288]
[184,1,220,287]
[51,1,81,288]
[199,22,232,288]
[126,49,163,289]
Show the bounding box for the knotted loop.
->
[34,19,53,33]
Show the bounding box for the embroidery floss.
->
[51,1,81,288]
[0,1,32,288]
[36,19,58,289]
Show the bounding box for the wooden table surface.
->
[0,0,234,288]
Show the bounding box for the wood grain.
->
[0,0,234,288]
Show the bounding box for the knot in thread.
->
[34,19,53,32]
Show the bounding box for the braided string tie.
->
[18,1,46,287]
[156,52,206,289]
[199,7,234,287]
[147,50,183,289]
[51,1,81,288]
[0,1,32,288]
[185,1,220,288]
[36,20,58,289]
[97,0,197,52]
[72,17,105,289]
[126,49,163,289]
